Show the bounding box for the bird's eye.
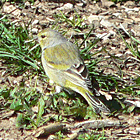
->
[41,35,46,38]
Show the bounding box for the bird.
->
[37,28,110,114]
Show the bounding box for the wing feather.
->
[42,41,93,92]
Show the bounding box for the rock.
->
[101,0,116,8]
[3,2,21,16]
[56,3,73,10]
[31,28,38,34]
[124,1,135,7]
[100,19,114,27]
[121,22,128,29]
[25,1,31,8]
[112,13,121,17]
[87,15,103,24]
[136,128,140,133]
[129,130,138,135]
[32,20,39,25]
[132,25,140,37]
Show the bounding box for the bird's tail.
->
[81,90,110,114]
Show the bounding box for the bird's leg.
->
[45,79,62,96]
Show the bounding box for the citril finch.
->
[38,28,110,114]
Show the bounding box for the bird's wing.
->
[42,41,92,91]
[42,41,80,68]
[64,62,93,91]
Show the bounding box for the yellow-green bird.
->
[38,28,110,114]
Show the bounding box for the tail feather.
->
[85,91,110,114]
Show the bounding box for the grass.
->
[0,15,41,74]
[0,8,140,139]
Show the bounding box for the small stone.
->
[124,1,135,7]
[56,3,73,10]
[118,115,126,120]
[136,128,140,133]
[32,28,38,34]
[138,45,140,52]
[77,3,84,7]
[121,22,128,29]
[87,15,102,23]
[100,19,113,28]
[123,128,129,134]
[112,129,123,134]
[32,106,38,113]
[129,130,138,135]
[133,8,139,12]
[112,13,121,17]
[3,3,21,16]
[88,15,99,23]
[25,1,31,7]
[101,0,116,8]
[115,54,123,57]
[32,20,39,25]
